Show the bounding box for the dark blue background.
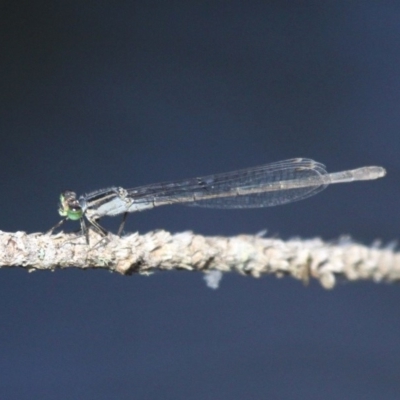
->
[1,2,399,399]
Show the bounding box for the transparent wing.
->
[125,158,329,209]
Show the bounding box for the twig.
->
[0,230,398,289]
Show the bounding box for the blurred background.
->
[1,2,399,399]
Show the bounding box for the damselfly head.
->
[58,191,83,221]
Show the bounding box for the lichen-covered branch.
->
[0,229,398,289]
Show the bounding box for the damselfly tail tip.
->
[353,166,386,181]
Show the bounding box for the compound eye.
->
[66,207,83,221]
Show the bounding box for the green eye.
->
[66,208,83,221]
